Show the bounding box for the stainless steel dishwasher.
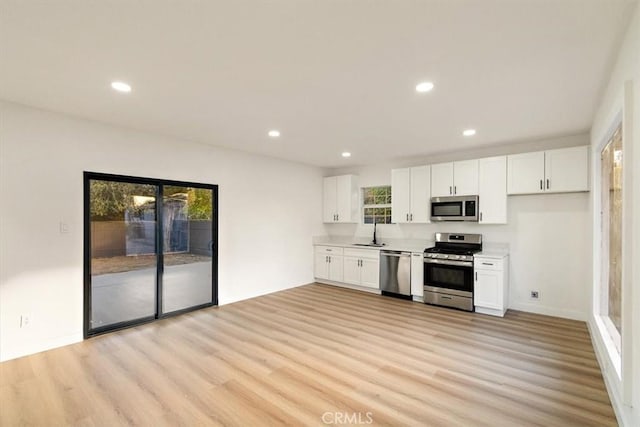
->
[379,250,411,299]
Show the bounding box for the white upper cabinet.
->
[391,165,430,223]
[478,156,507,224]
[323,177,338,222]
[507,151,545,194]
[545,146,589,193]
[430,163,454,197]
[453,160,479,196]
[507,146,589,195]
[391,168,411,223]
[431,160,479,197]
[410,166,431,222]
[323,175,359,223]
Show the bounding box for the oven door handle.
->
[423,258,473,268]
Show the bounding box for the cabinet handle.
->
[454,186,457,194]
[475,272,478,281]
[326,256,328,262]
[328,256,331,263]
[546,179,550,189]
[410,213,413,221]
[449,186,452,195]
[336,214,339,221]
[482,262,494,266]
[406,213,409,221]
[539,179,543,190]
[480,212,483,222]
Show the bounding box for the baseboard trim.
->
[0,332,83,362]
[314,279,382,294]
[508,301,586,321]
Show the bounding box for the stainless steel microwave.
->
[430,195,479,221]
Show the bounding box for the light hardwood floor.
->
[0,283,616,426]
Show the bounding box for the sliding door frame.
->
[83,171,219,338]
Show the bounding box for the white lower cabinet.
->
[314,246,344,282]
[359,258,380,288]
[343,248,380,289]
[315,245,379,290]
[474,255,509,317]
[327,255,344,282]
[410,252,424,298]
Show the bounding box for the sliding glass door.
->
[84,173,217,336]
[162,185,214,313]
[599,125,622,350]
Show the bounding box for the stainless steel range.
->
[423,233,482,311]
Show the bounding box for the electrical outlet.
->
[530,291,539,299]
[20,315,31,328]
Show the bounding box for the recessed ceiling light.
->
[463,129,476,137]
[268,130,280,138]
[111,81,132,93]
[415,82,434,93]
[341,152,351,158]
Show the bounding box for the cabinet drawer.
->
[474,258,503,271]
[315,245,344,255]
[344,248,379,259]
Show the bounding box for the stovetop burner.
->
[422,232,483,262]
[423,247,479,256]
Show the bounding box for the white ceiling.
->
[0,0,636,168]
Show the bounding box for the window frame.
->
[83,171,219,338]
[362,186,392,224]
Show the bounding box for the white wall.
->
[589,3,640,426]
[0,101,325,362]
[326,133,592,321]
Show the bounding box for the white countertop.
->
[474,243,510,258]
[313,236,431,253]
[314,236,510,257]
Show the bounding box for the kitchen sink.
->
[352,243,386,247]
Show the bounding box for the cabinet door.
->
[391,168,411,223]
[360,258,380,289]
[431,162,454,197]
[314,253,329,280]
[478,156,507,224]
[335,175,353,223]
[323,176,337,222]
[343,256,361,285]
[544,146,589,193]
[410,252,424,297]
[507,151,545,195]
[410,166,431,223]
[474,269,502,309]
[328,255,344,282]
[453,159,479,195]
